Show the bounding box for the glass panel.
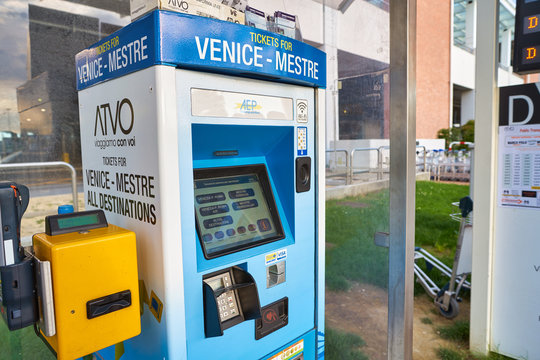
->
[414,1,476,359]
[0,1,129,241]
[0,1,129,358]
[0,1,397,358]
[322,1,390,359]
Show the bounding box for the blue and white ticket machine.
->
[76,10,326,360]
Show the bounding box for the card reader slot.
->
[86,290,131,319]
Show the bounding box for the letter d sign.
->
[509,95,534,125]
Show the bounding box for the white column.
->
[471,0,499,355]
[466,0,477,49]
[500,28,512,68]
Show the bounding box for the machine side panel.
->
[315,88,326,359]
[154,65,188,360]
[78,66,179,359]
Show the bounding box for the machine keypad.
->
[204,272,240,323]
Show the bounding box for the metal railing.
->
[325,145,445,185]
[0,161,79,211]
[431,163,471,182]
[349,147,382,182]
[448,141,474,150]
[326,149,349,180]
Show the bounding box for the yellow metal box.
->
[33,224,140,360]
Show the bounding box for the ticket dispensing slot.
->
[203,266,261,337]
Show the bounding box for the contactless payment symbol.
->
[297,127,307,156]
[296,99,308,123]
[263,308,279,324]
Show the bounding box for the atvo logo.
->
[94,98,134,136]
[168,0,189,10]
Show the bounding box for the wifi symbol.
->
[297,101,307,113]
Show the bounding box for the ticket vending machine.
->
[76,10,325,359]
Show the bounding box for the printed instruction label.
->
[297,127,307,156]
[85,96,158,225]
[498,124,540,209]
[266,339,304,360]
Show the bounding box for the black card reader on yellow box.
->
[32,210,141,360]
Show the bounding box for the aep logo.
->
[94,98,134,136]
[237,99,262,113]
[241,99,257,111]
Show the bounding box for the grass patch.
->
[482,353,515,360]
[421,317,433,324]
[415,181,469,261]
[0,322,55,360]
[414,181,470,295]
[437,320,470,343]
[436,347,515,360]
[437,347,464,360]
[325,327,368,360]
[325,181,469,292]
[326,190,389,290]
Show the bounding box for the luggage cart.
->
[414,196,473,318]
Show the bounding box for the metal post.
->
[345,148,351,185]
[377,148,382,180]
[470,0,499,354]
[378,145,390,180]
[469,146,475,200]
[388,0,416,358]
[416,145,427,171]
[349,149,355,185]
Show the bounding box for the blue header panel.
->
[75,11,326,90]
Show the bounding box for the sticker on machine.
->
[265,339,304,360]
[296,99,308,123]
[265,248,287,266]
[297,127,307,156]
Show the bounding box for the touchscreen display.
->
[194,165,284,258]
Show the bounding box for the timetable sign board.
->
[514,0,540,74]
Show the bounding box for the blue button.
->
[58,205,74,214]
[202,234,213,243]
